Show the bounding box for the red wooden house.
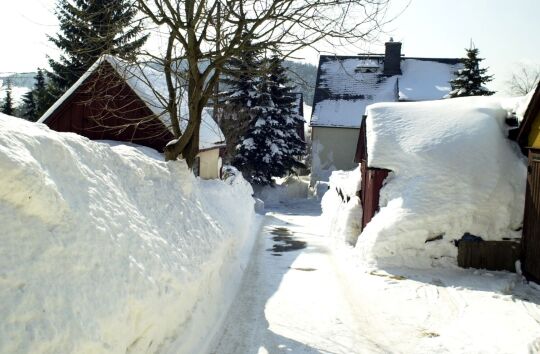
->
[38,55,226,179]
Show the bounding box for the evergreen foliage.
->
[234,54,306,185]
[34,69,52,118]
[1,79,14,116]
[266,55,306,172]
[48,0,148,95]
[220,44,263,159]
[20,69,51,121]
[21,91,37,121]
[447,45,495,98]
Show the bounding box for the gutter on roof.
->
[199,143,226,152]
[310,123,361,129]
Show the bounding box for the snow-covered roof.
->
[358,96,526,265]
[311,55,461,128]
[39,55,225,151]
[291,92,304,117]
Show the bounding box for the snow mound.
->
[0,114,258,353]
[255,175,310,206]
[321,167,362,245]
[501,87,537,123]
[359,97,526,267]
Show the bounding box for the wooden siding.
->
[357,116,391,229]
[529,111,540,148]
[43,62,173,152]
[516,82,540,148]
[458,240,520,272]
[360,165,389,229]
[522,149,540,282]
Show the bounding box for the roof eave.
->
[516,82,540,146]
[38,56,108,124]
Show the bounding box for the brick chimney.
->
[383,38,402,76]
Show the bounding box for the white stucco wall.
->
[310,126,360,185]
[198,148,221,179]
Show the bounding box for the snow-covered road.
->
[210,197,540,354]
[209,199,384,354]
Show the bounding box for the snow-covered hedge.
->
[321,167,362,245]
[357,96,526,267]
[0,115,259,353]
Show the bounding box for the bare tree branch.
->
[506,64,540,96]
[132,0,392,166]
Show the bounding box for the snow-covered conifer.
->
[48,0,149,96]
[1,79,14,116]
[21,91,37,121]
[220,43,263,158]
[266,54,306,172]
[20,69,53,121]
[234,54,306,185]
[234,79,284,185]
[34,69,52,118]
[447,45,495,98]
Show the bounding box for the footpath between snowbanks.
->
[0,114,260,353]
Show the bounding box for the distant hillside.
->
[0,72,35,89]
[0,60,318,108]
[284,60,317,106]
[0,72,35,105]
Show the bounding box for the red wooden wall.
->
[355,115,390,229]
[42,62,173,152]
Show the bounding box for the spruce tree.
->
[48,0,149,94]
[20,69,52,121]
[447,45,495,98]
[233,77,285,185]
[266,54,306,172]
[220,44,263,159]
[34,69,52,118]
[1,79,14,116]
[233,54,306,185]
[21,90,37,121]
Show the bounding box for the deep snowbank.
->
[321,167,362,245]
[358,97,526,267]
[0,114,259,353]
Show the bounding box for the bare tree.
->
[507,64,540,96]
[135,0,391,167]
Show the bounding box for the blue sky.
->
[1,0,539,94]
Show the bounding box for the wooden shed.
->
[354,115,390,229]
[515,83,540,282]
[38,55,226,179]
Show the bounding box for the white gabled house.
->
[310,40,462,185]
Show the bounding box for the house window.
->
[355,66,378,74]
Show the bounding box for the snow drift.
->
[358,96,526,267]
[0,114,258,353]
[321,167,362,245]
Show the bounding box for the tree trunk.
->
[164,74,204,168]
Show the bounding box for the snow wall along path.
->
[0,114,259,353]
[357,97,527,268]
